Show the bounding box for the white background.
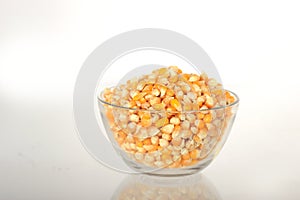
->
[1,0,300,199]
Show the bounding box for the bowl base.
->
[125,158,213,177]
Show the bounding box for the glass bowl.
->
[98,90,239,176]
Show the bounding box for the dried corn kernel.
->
[162,133,172,141]
[190,149,200,159]
[170,99,182,111]
[170,117,180,125]
[203,113,212,123]
[132,92,147,101]
[159,138,169,147]
[136,140,143,148]
[155,117,169,128]
[129,114,139,123]
[169,66,182,73]
[140,114,152,127]
[189,74,200,82]
[151,136,159,145]
[205,95,214,108]
[151,88,160,96]
[152,103,165,111]
[161,124,174,134]
[149,97,161,106]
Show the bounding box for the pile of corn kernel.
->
[102,66,235,168]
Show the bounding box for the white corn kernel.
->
[170,117,180,125]
[129,114,139,122]
[161,124,174,134]
[159,139,169,147]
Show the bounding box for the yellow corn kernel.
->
[190,160,199,166]
[155,117,169,128]
[189,74,200,82]
[161,123,174,134]
[205,95,214,108]
[129,90,139,99]
[182,152,190,160]
[193,135,201,144]
[192,103,199,111]
[140,113,152,127]
[169,66,182,73]
[157,146,163,151]
[157,85,167,97]
[162,96,174,105]
[151,88,160,96]
[148,145,158,153]
[149,97,161,106]
[151,136,159,145]
[201,85,210,95]
[136,140,143,148]
[170,117,180,125]
[118,131,127,140]
[166,89,175,97]
[133,92,147,101]
[116,137,125,145]
[139,97,146,104]
[192,83,201,93]
[136,147,146,153]
[197,96,205,106]
[182,74,190,81]
[226,91,235,104]
[171,137,182,146]
[144,145,154,151]
[141,102,150,109]
[136,81,146,91]
[144,94,153,100]
[196,119,205,129]
[166,107,176,112]
[106,110,114,124]
[152,103,165,111]
[158,67,168,75]
[162,133,172,141]
[197,112,205,120]
[170,99,182,111]
[142,84,153,92]
[203,113,212,123]
[169,75,178,83]
[128,100,136,107]
[200,73,208,82]
[183,103,192,111]
[161,152,172,161]
[169,160,181,168]
[143,138,152,145]
[190,149,200,159]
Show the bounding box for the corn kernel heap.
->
[102,66,235,168]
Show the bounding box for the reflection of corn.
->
[102,66,235,168]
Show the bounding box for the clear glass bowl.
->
[98,90,239,176]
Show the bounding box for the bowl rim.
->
[98,89,239,113]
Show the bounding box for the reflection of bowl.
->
[112,173,222,200]
[98,90,239,176]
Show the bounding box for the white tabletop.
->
[1,0,300,199]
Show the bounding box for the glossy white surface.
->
[1,0,300,199]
